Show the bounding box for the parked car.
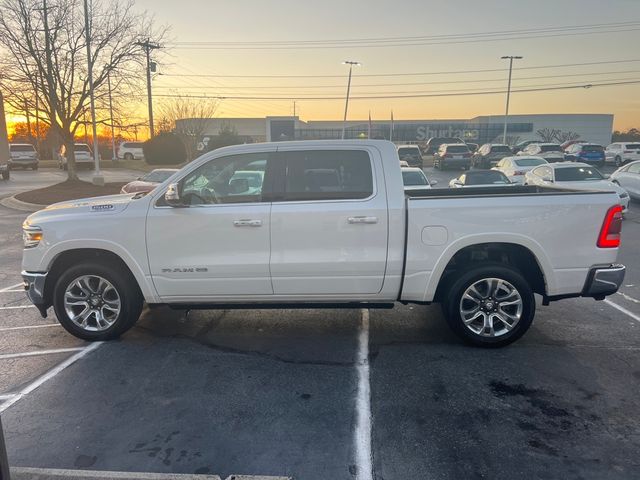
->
[118,141,145,160]
[396,145,423,167]
[425,137,464,155]
[610,160,640,200]
[0,160,9,180]
[8,143,39,170]
[433,143,472,170]
[449,169,513,188]
[58,143,96,170]
[22,140,626,348]
[563,143,605,167]
[472,143,513,169]
[519,143,565,162]
[605,142,640,167]
[511,140,540,154]
[492,156,548,184]
[120,169,179,194]
[524,162,630,213]
[401,166,435,191]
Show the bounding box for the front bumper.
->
[21,271,49,317]
[582,264,626,299]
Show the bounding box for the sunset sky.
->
[134,0,640,130]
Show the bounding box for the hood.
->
[27,194,136,224]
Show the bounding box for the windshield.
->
[74,144,91,152]
[465,171,510,185]
[555,166,604,181]
[398,147,421,158]
[540,144,562,152]
[446,145,470,153]
[9,144,35,152]
[402,170,428,186]
[491,146,512,153]
[515,158,547,167]
[143,170,176,183]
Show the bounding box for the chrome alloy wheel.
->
[63,275,121,331]
[459,277,523,338]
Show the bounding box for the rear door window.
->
[9,144,35,152]
[625,144,640,150]
[279,150,373,201]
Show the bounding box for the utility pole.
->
[136,40,160,138]
[106,68,116,160]
[35,80,41,156]
[341,60,360,140]
[83,0,103,185]
[24,98,32,142]
[501,55,522,145]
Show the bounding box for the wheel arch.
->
[42,246,157,308]
[427,237,554,302]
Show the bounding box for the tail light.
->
[597,205,623,248]
[513,170,525,176]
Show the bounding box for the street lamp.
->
[501,55,522,145]
[341,60,360,140]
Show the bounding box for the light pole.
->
[106,67,116,160]
[501,55,522,145]
[341,61,360,140]
[83,0,103,185]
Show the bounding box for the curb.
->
[11,468,291,480]
[0,195,46,212]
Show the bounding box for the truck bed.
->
[406,185,613,198]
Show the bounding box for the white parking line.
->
[605,299,640,323]
[0,342,102,413]
[0,283,23,292]
[0,305,35,310]
[0,347,85,360]
[354,309,373,480]
[0,324,60,332]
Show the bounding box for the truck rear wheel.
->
[52,262,143,341]
[442,263,535,347]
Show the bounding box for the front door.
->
[146,150,275,300]
[269,147,388,296]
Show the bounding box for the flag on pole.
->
[368,111,372,139]
[390,110,394,142]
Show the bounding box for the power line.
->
[170,21,640,49]
[142,79,640,101]
[159,59,640,79]
[154,69,640,91]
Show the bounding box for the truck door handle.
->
[233,219,262,227]
[348,216,378,224]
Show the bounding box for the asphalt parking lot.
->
[1,167,640,479]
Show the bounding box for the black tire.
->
[1,171,9,180]
[32,165,38,171]
[441,263,535,348]
[124,153,134,160]
[52,261,143,341]
[615,156,623,167]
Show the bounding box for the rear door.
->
[269,147,388,296]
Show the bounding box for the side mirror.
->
[451,179,463,187]
[165,182,183,207]
[429,179,438,186]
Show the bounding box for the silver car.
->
[8,143,39,170]
[610,160,640,200]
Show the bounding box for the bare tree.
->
[536,128,560,142]
[0,0,166,180]
[553,130,580,144]
[156,95,219,160]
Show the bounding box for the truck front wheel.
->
[52,262,143,341]
[442,264,535,347]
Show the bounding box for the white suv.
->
[117,141,145,160]
[605,142,640,167]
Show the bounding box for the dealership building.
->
[180,113,614,149]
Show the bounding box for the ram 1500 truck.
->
[21,140,626,347]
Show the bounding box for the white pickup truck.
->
[21,140,626,347]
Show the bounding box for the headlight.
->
[23,225,43,249]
